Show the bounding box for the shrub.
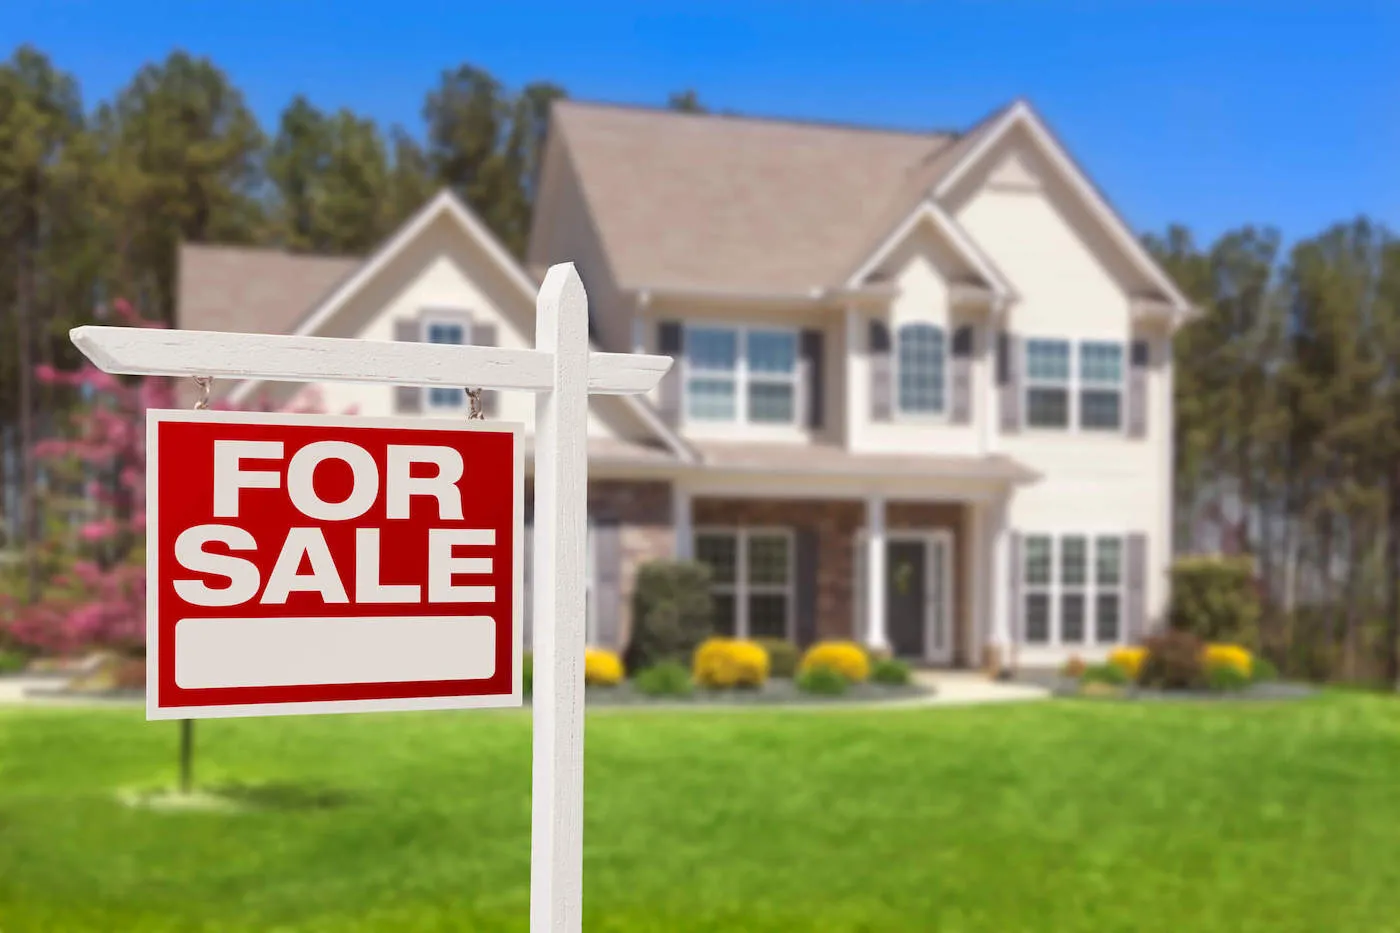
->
[522,651,533,696]
[1108,646,1146,681]
[1060,655,1087,679]
[1252,655,1280,682]
[799,641,870,683]
[623,561,714,673]
[1203,643,1253,679]
[584,648,624,687]
[634,661,693,697]
[0,650,28,675]
[1205,663,1251,691]
[1081,663,1129,687]
[1168,555,1261,645]
[1138,629,1205,690]
[871,657,912,686]
[754,638,800,678]
[693,638,769,689]
[796,666,849,696]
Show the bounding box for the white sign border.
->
[145,407,526,721]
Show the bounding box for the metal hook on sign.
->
[466,387,484,420]
[192,376,212,411]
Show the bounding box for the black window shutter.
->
[800,329,824,429]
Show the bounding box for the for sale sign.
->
[146,410,524,719]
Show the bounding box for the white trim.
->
[853,527,955,664]
[692,525,795,641]
[932,100,1193,315]
[847,200,1016,301]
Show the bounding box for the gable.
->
[222,192,690,458]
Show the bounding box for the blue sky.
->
[4,0,1396,247]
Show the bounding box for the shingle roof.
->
[176,243,360,334]
[550,100,961,294]
[693,441,1039,484]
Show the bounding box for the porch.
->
[673,489,1015,670]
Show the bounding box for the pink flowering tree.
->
[1,300,327,657]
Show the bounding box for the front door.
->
[886,540,926,658]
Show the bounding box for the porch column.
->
[865,494,889,653]
[673,485,693,561]
[987,496,1012,670]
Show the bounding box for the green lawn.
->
[2,694,1399,932]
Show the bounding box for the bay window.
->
[694,528,793,639]
[685,326,798,425]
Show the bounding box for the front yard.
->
[0,694,1396,931]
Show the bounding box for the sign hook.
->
[192,376,212,411]
[466,387,484,420]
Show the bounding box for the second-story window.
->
[424,320,466,409]
[685,325,797,425]
[1025,338,1071,428]
[1079,341,1124,430]
[896,322,946,414]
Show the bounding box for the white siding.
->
[955,140,1173,642]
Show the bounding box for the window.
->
[424,320,466,409]
[896,323,946,414]
[685,326,797,425]
[694,528,793,639]
[1022,533,1124,646]
[1023,338,1125,431]
[1079,342,1123,430]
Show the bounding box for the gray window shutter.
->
[393,319,422,413]
[593,520,623,649]
[794,528,819,647]
[1009,532,1023,646]
[1126,532,1148,642]
[869,319,893,421]
[998,332,1020,433]
[799,329,824,430]
[472,322,500,417]
[657,322,684,426]
[522,523,533,651]
[1127,339,1150,439]
[950,325,974,425]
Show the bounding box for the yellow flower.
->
[1109,647,1146,681]
[1203,643,1252,678]
[584,647,625,686]
[693,638,770,688]
[798,641,871,683]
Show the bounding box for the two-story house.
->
[176,98,1194,671]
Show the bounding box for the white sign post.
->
[70,263,671,933]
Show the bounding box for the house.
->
[176,98,1194,671]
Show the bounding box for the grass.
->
[2,694,1400,931]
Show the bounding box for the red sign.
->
[146,410,523,719]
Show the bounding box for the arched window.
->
[897,323,946,414]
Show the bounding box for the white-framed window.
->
[1024,338,1125,431]
[1079,341,1124,431]
[896,322,947,415]
[693,527,793,639]
[684,325,798,425]
[1022,533,1124,646]
[423,318,467,409]
[1025,339,1071,428]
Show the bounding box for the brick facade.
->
[526,478,675,647]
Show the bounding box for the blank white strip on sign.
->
[174,616,496,689]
